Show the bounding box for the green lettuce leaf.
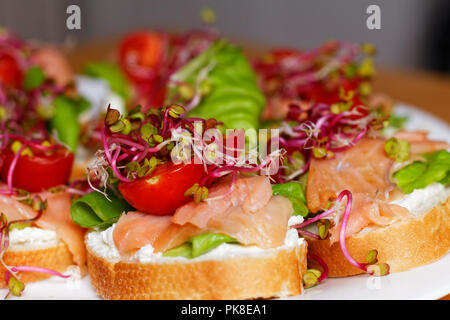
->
[271,182,309,216]
[84,62,130,100]
[167,40,265,130]
[440,173,450,186]
[162,233,237,259]
[392,150,450,194]
[161,243,192,258]
[71,190,133,229]
[23,66,45,91]
[49,96,89,151]
[388,115,408,130]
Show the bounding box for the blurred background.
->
[1,0,449,73]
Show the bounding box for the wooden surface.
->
[65,39,450,300]
[373,68,450,123]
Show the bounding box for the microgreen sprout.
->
[273,101,382,183]
[254,41,375,102]
[303,253,329,288]
[93,105,284,203]
[254,41,384,183]
[293,190,390,277]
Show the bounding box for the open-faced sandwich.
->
[253,41,450,281]
[71,104,308,300]
[0,29,89,297]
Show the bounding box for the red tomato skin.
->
[0,149,74,192]
[0,53,23,89]
[118,162,206,216]
[119,31,163,84]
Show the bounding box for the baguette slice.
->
[306,198,450,277]
[86,237,308,300]
[0,240,74,288]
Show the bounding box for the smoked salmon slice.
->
[207,195,293,248]
[307,138,393,212]
[0,191,86,266]
[393,130,449,154]
[306,137,410,242]
[113,176,293,254]
[172,175,273,228]
[113,212,201,253]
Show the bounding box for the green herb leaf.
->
[393,150,450,194]
[190,233,236,258]
[167,40,265,130]
[84,62,130,100]
[162,243,192,258]
[440,172,450,186]
[272,182,309,216]
[49,96,83,151]
[162,233,237,259]
[23,66,45,90]
[70,190,133,228]
[387,115,408,130]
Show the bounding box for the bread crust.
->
[307,198,450,277]
[0,241,74,288]
[87,241,308,300]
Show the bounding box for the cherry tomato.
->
[0,146,74,192]
[118,162,206,215]
[136,80,167,112]
[119,31,164,84]
[0,53,22,89]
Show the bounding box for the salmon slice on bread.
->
[0,191,87,287]
[84,176,308,300]
[304,135,450,277]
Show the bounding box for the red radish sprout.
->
[337,190,367,272]
[297,229,321,240]
[307,253,329,282]
[6,144,25,195]
[10,266,70,278]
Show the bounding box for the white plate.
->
[2,103,449,300]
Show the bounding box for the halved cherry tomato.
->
[0,147,74,192]
[118,162,206,215]
[119,31,164,84]
[0,53,22,89]
[136,80,167,112]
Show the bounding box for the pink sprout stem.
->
[337,190,367,272]
[6,144,25,194]
[297,229,321,240]
[11,266,70,278]
[111,146,131,183]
